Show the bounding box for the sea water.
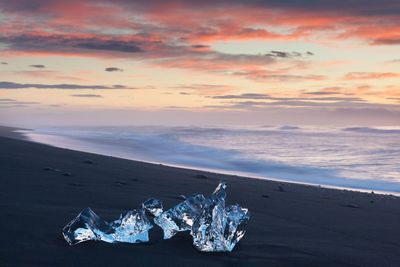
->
[22,125,400,193]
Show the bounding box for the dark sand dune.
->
[0,126,399,266]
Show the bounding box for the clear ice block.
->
[154,194,206,239]
[62,207,109,245]
[190,182,250,252]
[106,208,153,243]
[62,207,153,245]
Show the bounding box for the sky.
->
[0,0,399,126]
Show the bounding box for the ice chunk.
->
[105,208,153,243]
[62,207,109,245]
[154,194,206,239]
[190,182,250,252]
[62,207,153,245]
[62,182,250,251]
[142,198,163,217]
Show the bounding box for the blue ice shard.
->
[62,208,109,245]
[154,194,206,239]
[106,208,153,243]
[153,182,250,251]
[190,182,250,252]
[62,207,153,245]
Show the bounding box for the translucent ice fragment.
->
[62,207,109,245]
[62,207,153,245]
[224,205,249,250]
[190,182,250,252]
[106,209,153,243]
[208,181,227,202]
[142,198,163,217]
[154,194,206,239]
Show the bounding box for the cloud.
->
[265,50,311,58]
[0,33,294,82]
[29,64,45,68]
[210,93,364,102]
[154,50,303,82]
[387,59,400,63]
[11,70,86,82]
[2,1,400,18]
[105,67,123,72]
[344,72,400,80]
[1,62,8,65]
[158,50,276,68]
[210,99,398,110]
[304,91,341,95]
[0,98,39,105]
[232,71,326,82]
[78,41,142,53]
[0,4,329,83]
[71,94,103,98]
[212,93,271,100]
[191,45,210,49]
[0,81,129,89]
[1,0,400,50]
[171,84,235,95]
[0,34,143,54]
[372,38,400,45]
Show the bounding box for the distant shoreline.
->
[14,125,400,196]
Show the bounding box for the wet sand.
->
[1,125,399,266]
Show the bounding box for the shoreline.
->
[1,125,400,266]
[20,127,400,196]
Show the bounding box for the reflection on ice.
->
[62,208,107,245]
[142,198,163,217]
[154,194,206,239]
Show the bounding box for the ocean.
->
[22,125,400,194]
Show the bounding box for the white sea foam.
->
[22,125,400,193]
[342,127,400,134]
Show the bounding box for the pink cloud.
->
[344,72,400,80]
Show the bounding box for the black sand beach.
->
[1,125,399,266]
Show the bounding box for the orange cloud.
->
[344,72,400,80]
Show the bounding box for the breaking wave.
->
[342,127,400,134]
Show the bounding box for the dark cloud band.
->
[105,67,124,72]
[0,81,128,90]
[29,64,45,68]
[0,35,143,54]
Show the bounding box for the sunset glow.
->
[1,0,399,126]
